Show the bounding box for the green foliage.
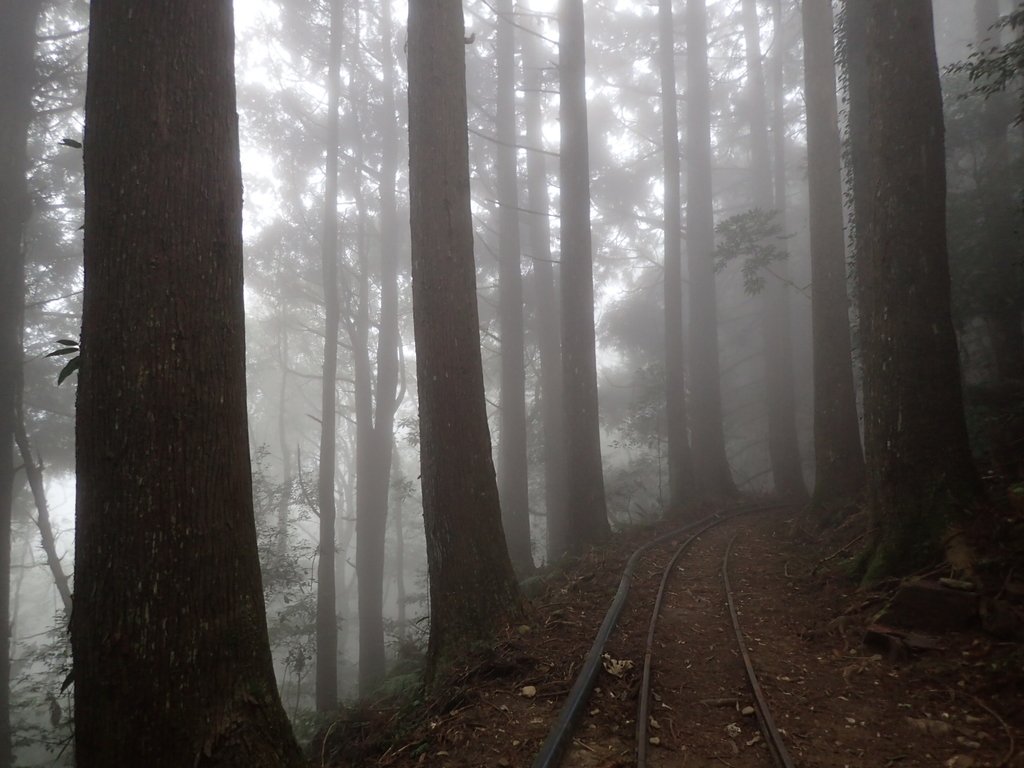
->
[251,448,320,720]
[714,208,789,295]
[604,364,667,522]
[947,8,1024,124]
[941,65,1023,387]
[45,339,79,385]
[11,617,73,767]
[609,363,664,452]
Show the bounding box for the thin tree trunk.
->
[686,0,736,499]
[0,3,42,764]
[73,0,302,762]
[392,454,407,644]
[522,17,568,561]
[277,326,292,554]
[559,0,610,544]
[355,0,403,697]
[496,0,534,571]
[13,417,72,615]
[316,0,342,713]
[765,0,808,500]
[659,0,696,516]
[407,0,523,682]
[740,0,805,500]
[802,0,865,505]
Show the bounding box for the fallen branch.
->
[812,530,875,576]
[970,694,1014,767]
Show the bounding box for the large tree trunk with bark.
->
[0,4,42,764]
[559,0,610,544]
[316,0,342,712]
[523,18,569,561]
[659,0,696,516]
[407,0,522,681]
[73,1,303,763]
[495,0,533,570]
[801,0,865,506]
[686,0,736,499]
[847,0,983,579]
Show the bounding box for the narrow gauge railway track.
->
[532,503,795,768]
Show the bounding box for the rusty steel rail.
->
[531,502,790,768]
[722,533,797,768]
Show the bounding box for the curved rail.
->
[531,502,788,768]
[722,533,796,768]
[635,516,724,766]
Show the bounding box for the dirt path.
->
[337,509,1022,768]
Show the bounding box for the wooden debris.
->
[877,580,978,632]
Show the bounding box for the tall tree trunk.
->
[277,326,292,554]
[73,1,302,762]
[391,452,407,644]
[686,0,736,499]
[802,0,865,505]
[495,0,534,571]
[848,0,983,579]
[741,0,773,209]
[740,0,806,500]
[356,0,403,696]
[407,0,522,681]
[522,19,568,561]
[659,0,696,516]
[559,0,610,544]
[765,0,808,500]
[0,5,41,762]
[316,0,342,713]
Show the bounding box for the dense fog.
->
[3,0,1021,763]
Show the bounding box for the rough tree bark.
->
[801,0,865,505]
[73,1,303,763]
[407,0,523,680]
[559,0,611,544]
[0,4,43,763]
[495,0,534,570]
[523,17,569,561]
[686,0,736,499]
[847,0,983,579]
[316,0,342,713]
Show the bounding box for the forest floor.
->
[323,504,1024,768]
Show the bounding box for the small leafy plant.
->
[46,340,80,385]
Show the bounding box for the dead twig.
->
[970,694,1015,767]
[812,530,875,575]
[572,738,597,754]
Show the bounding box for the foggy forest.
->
[1,0,1022,765]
